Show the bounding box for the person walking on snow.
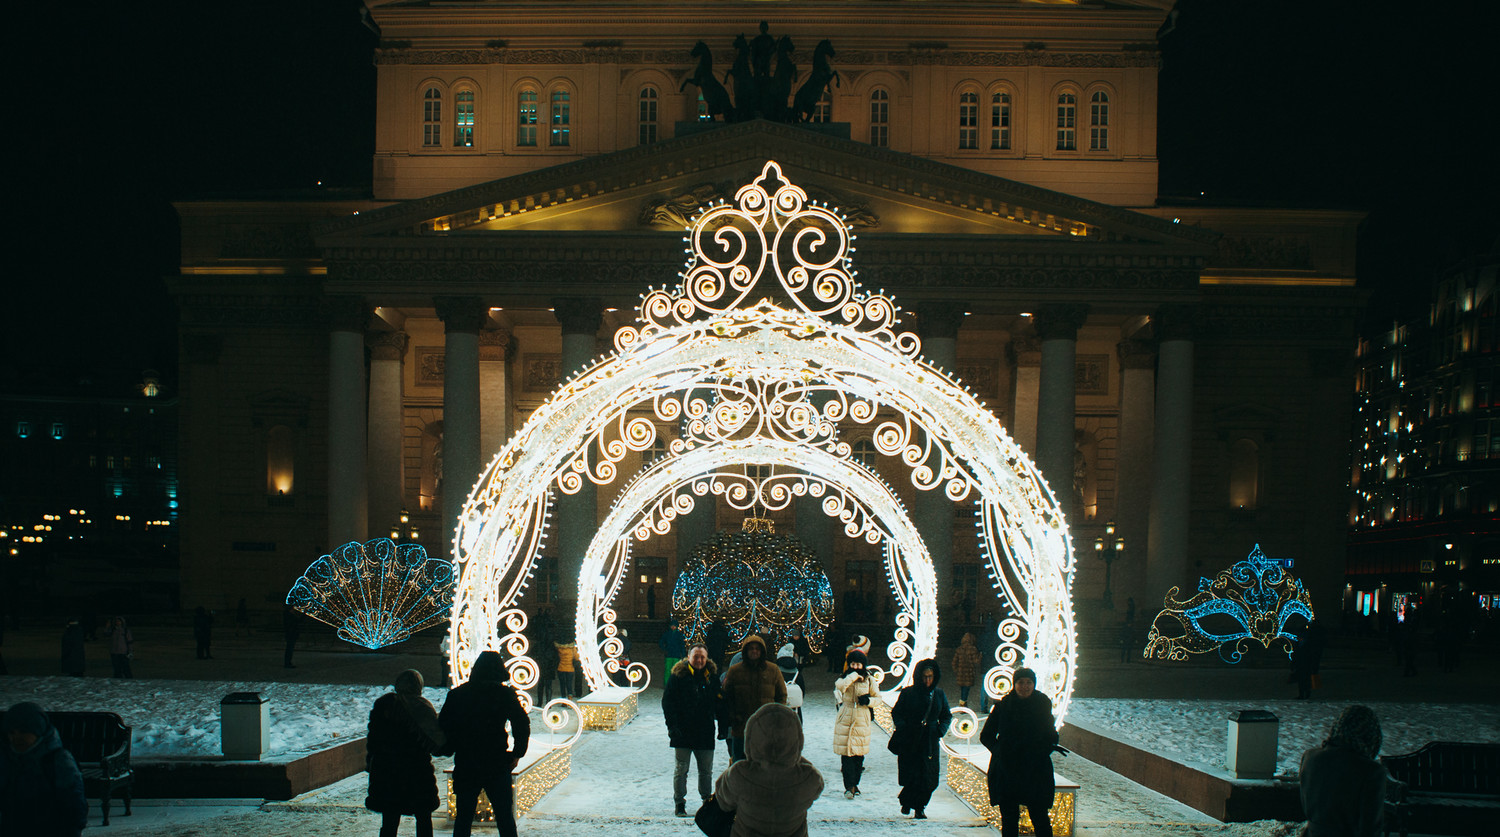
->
[366,669,446,837]
[891,658,951,819]
[832,648,882,799]
[662,643,720,817]
[719,634,786,764]
[106,616,133,679]
[440,651,530,837]
[951,632,981,706]
[979,666,1059,837]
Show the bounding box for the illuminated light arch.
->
[449,161,1078,723]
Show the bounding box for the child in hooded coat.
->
[714,702,824,837]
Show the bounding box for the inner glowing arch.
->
[448,161,1077,724]
[577,436,937,691]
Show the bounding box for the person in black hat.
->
[832,648,882,799]
[1,701,88,836]
[979,667,1059,837]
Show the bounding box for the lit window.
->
[550,90,570,147]
[517,89,538,146]
[454,89,475,147]
[869,89,889,148]
[51,422,65,440]
[1229,438,1259,510]
[991,91,1011,150]
[423,87,443,147]
[1089,91,1109,150]
[268,425,295,495]
[638,87,658,145]
[16,421,31,439]
[959,91,978,149]
[1056,92,1077,150]
[812,88,832,123]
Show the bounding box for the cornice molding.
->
[375,47,1157,68]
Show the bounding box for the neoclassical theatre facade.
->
[171,1,1361,628]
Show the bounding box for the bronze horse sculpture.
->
[682,41,734,122]
[727,33,757,121]
[792,39,839,123]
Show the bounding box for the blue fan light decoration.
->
[1144,543,1314,664]
[672,517,834,653]
[287,537,456,650]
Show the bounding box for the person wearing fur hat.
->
[832,648,883,798]
[720,634,787,763]
[440,651,531,837]
[1299,705,1388,837]
[1,701,87,836]
[979,666,1059,837]
[366,669,447,837]
[662,644,720,817]
[713,703,824,837]
[890,658,951,819]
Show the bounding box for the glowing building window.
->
[1089,91,1109,150]
[1229,438,1260,510]
[811,88,832,123]
[869,89,889,147]
[991,91,1011,150]
[958,91,978,149]
[517,89,538,146]
[267,424,295,496]
[550,90,571,147]
[423,87,443,147]
[1056,93,1077,150]
[454,90,475,147]
[638,87,658,145]
[51,422,65,440]
[15,421,30,439]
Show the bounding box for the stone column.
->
[915,303,963,640]
[326,297,369,550]
[554,297,603,621]
[435,296,487,561]
[366,328,409,540]
[1032,304,1090,520]
[1145,305,1197,601]
[479,324,514,466]
[1114,338,1156,607]
[1008,329,1041,455]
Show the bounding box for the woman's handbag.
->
[695,795,735,837]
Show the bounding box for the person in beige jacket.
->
[714,702,824,837]
[832,648,882,799]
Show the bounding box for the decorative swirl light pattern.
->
[287,538,454,650]
[538,698,585,749]
[449,162,1075,723]
[1144,543,1314,664]
[940,706,984,758]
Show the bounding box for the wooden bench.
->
[50,711,134,826]
[1381,741,1500,837]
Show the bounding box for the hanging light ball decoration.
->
[287,537,456,650]
[673,517,834,652]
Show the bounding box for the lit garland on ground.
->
[1144,543,1314,664]
[673,517,835,652]
[286,537,454,649]
[449,161,1076,721]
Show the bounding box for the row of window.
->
[419,84,1111,152]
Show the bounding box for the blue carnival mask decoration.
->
[1144,544,1313,664]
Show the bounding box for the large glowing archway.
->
[449,162,1078,723]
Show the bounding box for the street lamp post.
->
[389,508,420,543]
[1094,521,1124,610]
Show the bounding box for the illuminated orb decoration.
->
[449,161,1077,724]
[673,517,835,652]
[287,538,456,650]
[1144,543,1314,664]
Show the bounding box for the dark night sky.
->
[8,0,1497,396]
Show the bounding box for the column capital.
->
[433,296,490,334]
[1008,333,1042,367]
[1032,303,1090,341]
[1153,303,1201,342]
[366,329,409,362]
[914,303,966,340]
[324,296,370,333]
[479,326,514,362]
[1117,338,1157,369]
[552,296,604,335]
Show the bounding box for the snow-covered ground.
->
[1066,698,1500,777]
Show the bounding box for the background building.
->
[167,1,1360,641]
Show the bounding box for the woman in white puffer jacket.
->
[831,648,883,799]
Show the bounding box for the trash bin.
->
[1225,709,1278,779]
[222,692,269,760]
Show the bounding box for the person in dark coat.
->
[1300,704,1388,837]
[282,605,302,668]
[979,667,1059,837]
[60,619,85,676]
[720,634,788,764]
[1,701,88,837]
[367,669,446,837]
[1293,619,1326,699]
[193,606,214,659]
[106,615,133,678]
[440,650,530,837]
[706,619,731,667]
[662,644,720,817]
[891,657,952,819]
